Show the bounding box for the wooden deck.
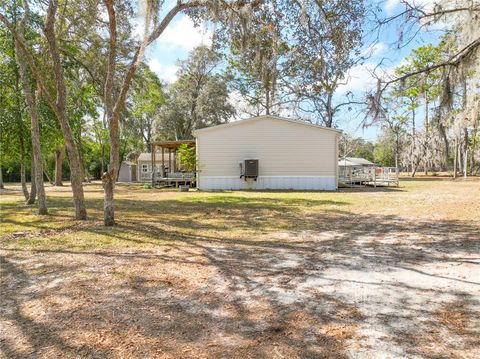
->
[339,167,399,188]
[153,172,196,188]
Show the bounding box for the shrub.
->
[178,144,197,172]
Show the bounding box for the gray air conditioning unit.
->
[242,159,258,181]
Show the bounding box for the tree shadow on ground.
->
[0,195,348,236]
[400,177,451,181]
[337,186,405,193]
[0,255,111,358]
[1,195,479,358]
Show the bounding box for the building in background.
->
[194,115,341,190]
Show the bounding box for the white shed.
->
[117,162,137,182]
[193,115,341,190]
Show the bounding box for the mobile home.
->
[194,115,341,190]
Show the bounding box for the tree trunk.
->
[439,123,449,168]
[10,4,29,200]
[65,142,87,219]
[457,140,462,175]
[20,155,29,200]
[424,94,428,176]
[54,146,65,186]
[411,163,418,177]
[43,0,86,219]
[470,121,478,175]
[15,63,29,200]
[100,0,200,226]
[2,0,85,218]
[102,171,116,226]
[410,105,416,177]
[0,165,4,190]
[26,164,37,205]
[325,92,334,128]
[44,169,53,185]
[411,150,419,177]
[411,142,427,179]
[77,125,88,183]
[15,40,48,215]
[463,127,469,176]
[102,121,120,226]
[453,137,458,178]
[102,0,119,226]
[459,147,464,174]
[100,154,105,178]
[395,134,399,171]
[265,89,270,115]
[118,140,127,179]
[102,114,120,226]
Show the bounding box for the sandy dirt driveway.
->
[1,180,479,358]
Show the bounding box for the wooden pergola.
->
[150,140,196,187]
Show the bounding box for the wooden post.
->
[161,147,165,177]
[168,149,171,175]
[173,149,177,172]
[151,145,156,188]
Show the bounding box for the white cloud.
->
[371,42,387,56]
[157,16,212,51]
[147,59,178,83]
[337,63,378,94]
[385,0,439,14]
[361,42,387,57]
[144,16,213,84]
[337,52,412,94]
[385,0,400,14]
[147,58,162,73]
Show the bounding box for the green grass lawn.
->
[1,178,479,251]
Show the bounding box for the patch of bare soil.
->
[0,248,362,359]
[2,215,479,359]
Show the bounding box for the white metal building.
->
[193,115,341,190]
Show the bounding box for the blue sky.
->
[142,0,445,142]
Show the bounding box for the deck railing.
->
[339,166,399,187]
[139,170,196,188]
[139,171,154,182]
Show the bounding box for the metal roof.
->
[150,140,195,149]
[338,157,375,166]
[193,115,342,136]
[137,152,161,162]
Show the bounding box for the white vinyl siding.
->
[198,176,337,190]
[195,116,340,190]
